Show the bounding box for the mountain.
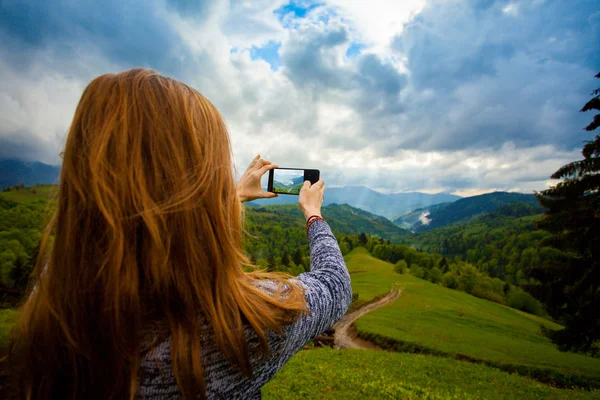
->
[247,202,411,243]
[252,186,460,220]
[0,159,61,189]
[407,192,542,232]
[393,202,451,230]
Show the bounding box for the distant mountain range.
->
[252,185,460,220]
[395,192,542,232]
[1,160,459,219]
[0,159,61,189]
[1,159,541,229]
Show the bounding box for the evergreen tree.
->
[358,232,368,245]
[281,250,291,267]
[292,248,304,267]
[439,257,449,273]
[527,72,600,353]
[267,254,276,272]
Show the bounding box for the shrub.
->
[394,260,408,274]
[428,267,443,284]
[410,265,424,279]
[508,290,543,316]
[471,287,507,305]
[442,271,459,289]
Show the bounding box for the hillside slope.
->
[247,203,411,243]
[262,348,597,400]
[345,248,600,384]
[408,192,542,232]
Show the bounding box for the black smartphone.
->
[267,168,320,195]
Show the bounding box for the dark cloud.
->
[0,0,190,76]
[377,0,600,153]
[281,23,407,115]
[395,0,598,91]
[282,27,350,89]
[165,0,213,18]
[0,133,57,164]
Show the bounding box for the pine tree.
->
[267,254,276,272]
[526,72,600,353]
[439,257,449,273]
[292,248,304,267]
[281,250,291,267]
[358,232,368,245]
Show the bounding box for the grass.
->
[0,185,58,206]
[263,348,599,399]
[344,248,600,386]
[0,310,18,349]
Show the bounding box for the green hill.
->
[412,206,549,285]
[247,203,410,243]
[406,192,542,232]
[345,248,600,388]
[392,202,450,230]
[252,186,460,220]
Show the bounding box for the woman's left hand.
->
[236,154,279,202]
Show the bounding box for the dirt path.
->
[333,287,402,350]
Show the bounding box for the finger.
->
[248,154,260,169]
[301,180,311,190]
[312,179,325,189]
[257,163,278,176]
[254,158,271,171]
[263,191,278,198]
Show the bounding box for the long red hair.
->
[7,68,308,399]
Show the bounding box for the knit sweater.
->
[136,219,352,399]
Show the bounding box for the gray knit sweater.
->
[136,219,352,399]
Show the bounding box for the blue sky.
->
[0,0,598,195]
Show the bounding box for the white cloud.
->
[326,0,426,52]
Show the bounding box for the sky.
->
[0,0,598,196]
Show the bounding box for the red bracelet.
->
[306,215,325,234]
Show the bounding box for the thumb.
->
[266,192,278,198]
[302,180,311,189]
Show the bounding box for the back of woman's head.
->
[8,68,307,400]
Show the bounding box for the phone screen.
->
[272,169,305,195]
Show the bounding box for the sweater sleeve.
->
[270,219,352,363]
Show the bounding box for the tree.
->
[439,257,449,273]
[281,250,291,267]
[267,254,276,272]
[394,260,408,274]
[428,267,443,284]
[292,248,304,268]
[358,232,368,245]
[339,242,350,256]
[527,72,600,353]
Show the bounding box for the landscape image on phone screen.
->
[273,169,305,195]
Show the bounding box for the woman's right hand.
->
[299,179,325,221]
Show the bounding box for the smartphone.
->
[267,168,320,195]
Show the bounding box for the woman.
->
[7,68,352,399]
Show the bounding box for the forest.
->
[0,184,547,318]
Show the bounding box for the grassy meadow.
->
[345,248,600,387]
[0,185,58,206]
[263,348,598,400]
